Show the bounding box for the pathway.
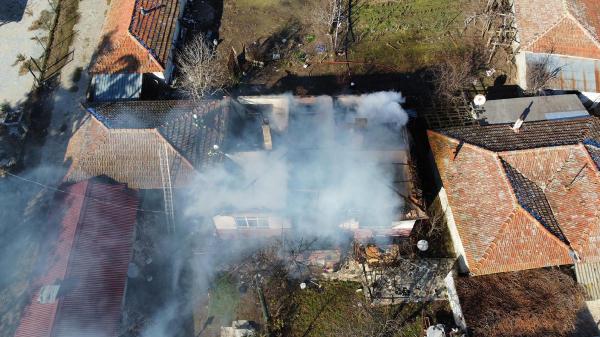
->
[0,0,52,107]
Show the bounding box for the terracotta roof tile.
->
[501,159,568,243]
[90,0,180,74]
[529,16,600,59]
[473,208,572,275]
[428,122,600,275]
[428,131,518,266]
[129,0,180,66]
[65,100,228,189]
[585,142,600,169]
[441,117,600,152]
[544,145,600,263]
[514,0,600,58]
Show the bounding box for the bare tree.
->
[314,0,349,52]
[431,44,488,104]
[526,51,564,94]
[176,34,227,101]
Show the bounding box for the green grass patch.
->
[288,281,427,337]
[352,0,469,71]
[208,275,240,324]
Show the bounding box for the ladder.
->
[159,144,176,233]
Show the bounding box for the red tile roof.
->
[514,0,600,59]
[428,130,600,275]
[64,100,228,189]
[64,117,198,189]
[14,179,138,337]
[90,0,181,74]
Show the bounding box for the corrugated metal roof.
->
[526,53,600,92]
[92,74,142,102]
[14,179,138,337]
[576,262,600,300]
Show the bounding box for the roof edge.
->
[580,142,600,172]
[427,129,498,156]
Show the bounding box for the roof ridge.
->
[564,11,600,49]
[467,153,521,269]
[565,0,600,42]
[427,129,498,156]
[474,206,572,274]
[71,118,109,177]
[471,207,520,273]
[126,31,163,69]
[151,128,196,171]
[542,147,576,188]
[500,158,570,244]
[522,15,569,50]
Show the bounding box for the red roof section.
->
[15,179,138,337]
[90,0,180,74]
[427,130,600,275]
[514,0,600,59]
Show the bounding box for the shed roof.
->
[92,73,143,102]
[479,94,589,124]
[14,179,138,337]
[428,118,600,275]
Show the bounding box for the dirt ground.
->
[215,0,482,95]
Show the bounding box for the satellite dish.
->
[417,240,429,252]
[473,94,487,106]
[300,282,307,290]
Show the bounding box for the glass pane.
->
[246,218,258,227]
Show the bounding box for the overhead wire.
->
[1,170,166,214]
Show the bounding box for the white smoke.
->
[354,91,408,127]
[184,91,410,236]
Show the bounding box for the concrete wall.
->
[445,272,468,331]
[515,51,528,90]
[437,188,470,273]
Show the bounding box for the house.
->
[89,0,186,101]
[211,95,426,240]
[64,99,229,189]
[428,114,600,277]
[513,0,600,94]
[14,178,138,337]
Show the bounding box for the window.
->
[38,284,60,304]
[234,216,269,228]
